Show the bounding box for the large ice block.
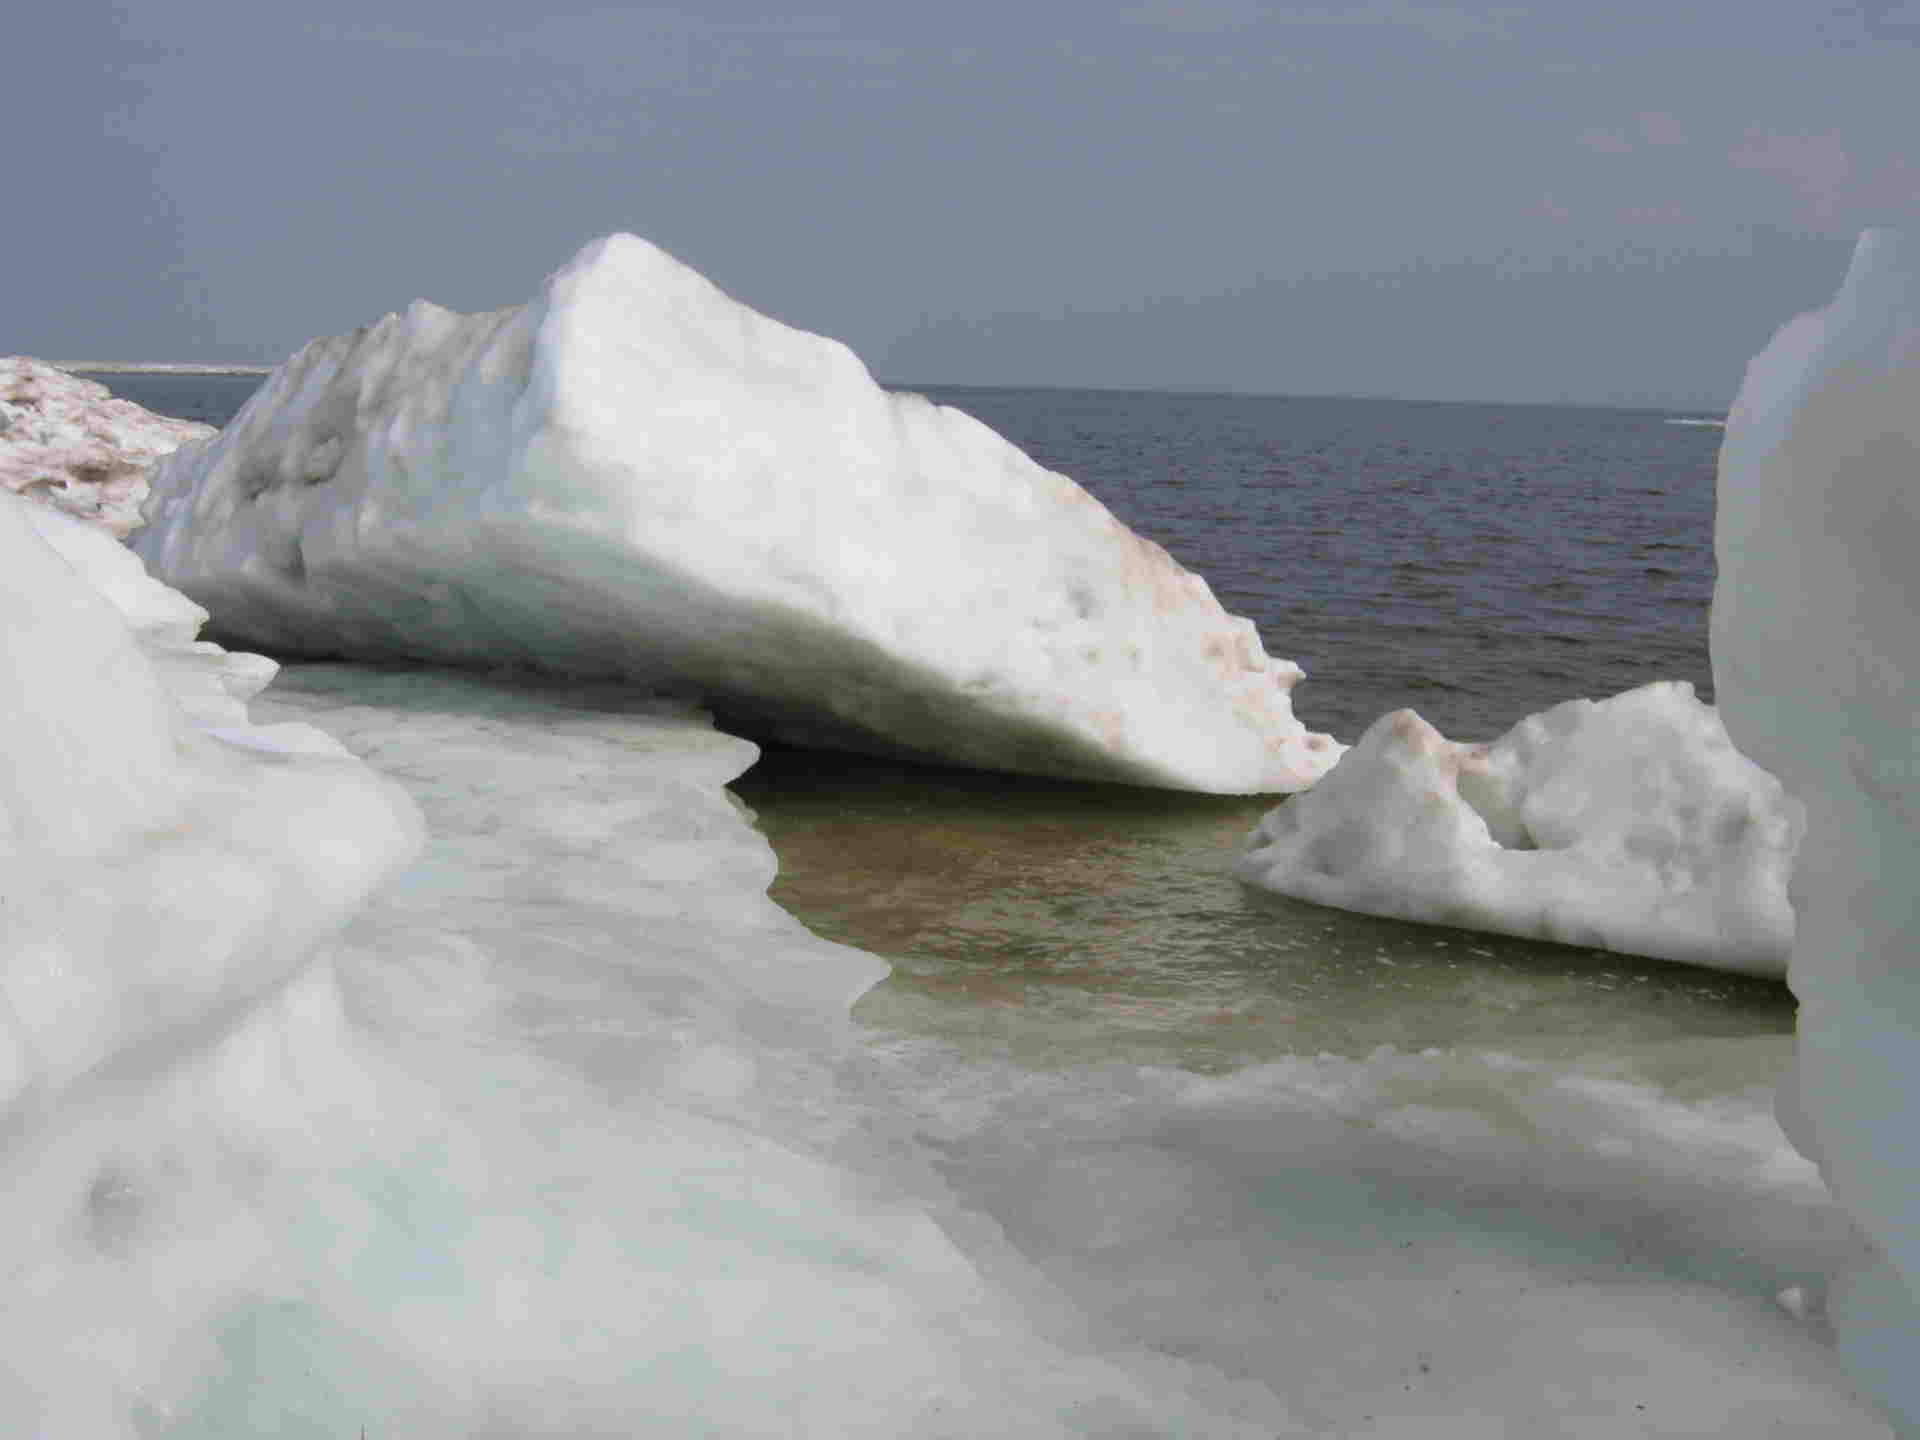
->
[132,236,1339,793]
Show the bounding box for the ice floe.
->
[130,235,1339,794]
[1235,681,1799,976]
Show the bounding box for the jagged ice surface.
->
[1712,227,1920,1434]
[131,235,1339,793]
[1235,682,1799,976]
[0,357,213,538]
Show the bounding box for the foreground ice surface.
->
[131,234,1339,793]
[2,489,1293,1437]
[1713,227,1920,1434]
[1236,682,1799,976]
[1,488,1891,1435]
[0,357,214,538]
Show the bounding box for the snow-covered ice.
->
[131,234,1340,794]
[1235,681,1799,976]
[1713,227,1920,1434]
[0,357,213,538]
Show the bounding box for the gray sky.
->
[13,2,1919,407]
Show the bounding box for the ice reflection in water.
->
[732,744,1795,1077]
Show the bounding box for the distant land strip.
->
[54,362,275,376]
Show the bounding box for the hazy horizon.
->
[15,2,1918,410]
[51,359,1735,417]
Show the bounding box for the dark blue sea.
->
[90,371,1776,1073]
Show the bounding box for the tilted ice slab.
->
[131,235,1340,793]
[1235,681,1799,976]
[1713,227,1920,1433]
[0,357,214,538]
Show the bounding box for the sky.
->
[12,1,1920,408]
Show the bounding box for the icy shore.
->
[5,216,1914,1430]
[0,475,1889,1433]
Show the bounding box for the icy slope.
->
[0,357,213,537]
[1713,227,1920,1433]
[1235,682,1798,975]
[131,235,1339,793]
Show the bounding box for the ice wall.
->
[0,357,213,537]
[1712,228,1920,1432]
[131,235,1340,793]
[1236,682,1799,976]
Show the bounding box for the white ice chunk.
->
[1713,226,1920,1433]
[1235,681,1799,975]
[131,235,1340,793]
[0,357,214,538]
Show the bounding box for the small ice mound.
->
[0,357,215,538]
[131,234,1340,794]
[1235,681,1799,976]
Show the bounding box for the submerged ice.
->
[131,235,1338,794]
[1236,682,1798,976]
[1713,227,1920,1434]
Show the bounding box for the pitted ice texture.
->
[0,357,214,538]
[1237,681,1798,976]
[1713,226,1920,1434]
[131,235,1340,793]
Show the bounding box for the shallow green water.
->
[733,745,1796,1076]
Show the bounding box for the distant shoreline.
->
[54,362,274,376]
